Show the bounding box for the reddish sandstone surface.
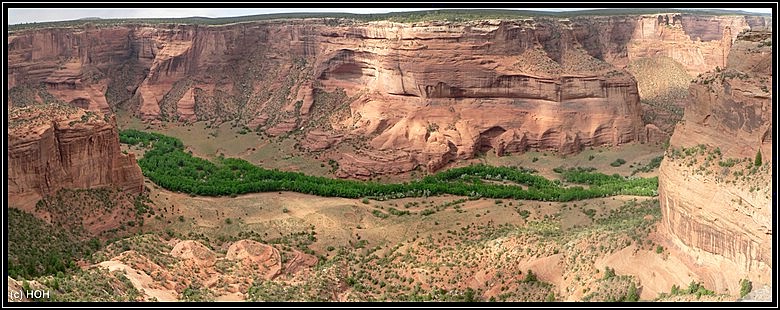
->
[225,240,283,280]
[7,105,144,209]
[7,14,768,177]
[658,30,772,292]
[95,237,317,301]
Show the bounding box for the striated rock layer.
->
[7,104,145,209]
[658,30,772,292]
[7,14,769,177]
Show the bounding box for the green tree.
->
[603,266,616,280]
[754,150,762,167]
[463,287,478,302]
[119,130,658,202]
[627,282,639,301]
[523,270,538,283]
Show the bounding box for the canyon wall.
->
[7,105,145,210]
[7,13,768,177]
[627,14,768,74]
[658,30,772,292]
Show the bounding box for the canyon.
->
[658,29,773,292]
[5,10,773,302]
[7,13,769,177]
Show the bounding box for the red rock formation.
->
[6,14,768,177]
[170,240,218,270]
[7,26,137,112]
[7,105,144,209]
[336,150,418,180]
[658,30,772,292]
[225,240,282,280]
[301,129,344,152]
[626,14,765,75]
[223,239,318,280]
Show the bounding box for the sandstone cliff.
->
[7,104,145,209]
[658,30,772,292]
[7,13,768,177]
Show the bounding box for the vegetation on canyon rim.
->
[8,188,154,279]
[120,129,658,201]
[9,9,761,32]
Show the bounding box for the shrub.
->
[718,158,738,167]
[655,245,664,254]
[740,279,753,298]
[583,209,597,220]
[603,266,616,280]
[518,210,530,219]
[372,210,389,219]
[610,158,627,167]
[627,282,639,301]
[463,287,478,302]
[631,156,663,175]
[388,207,410,216]
[522,270,537,283]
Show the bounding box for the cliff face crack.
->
[52,121,68,189]
[396,53,408,96]
[761,126,771,144]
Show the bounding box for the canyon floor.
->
[8,118,748,302]
[116,111,667,183]
[13,186,740,302]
